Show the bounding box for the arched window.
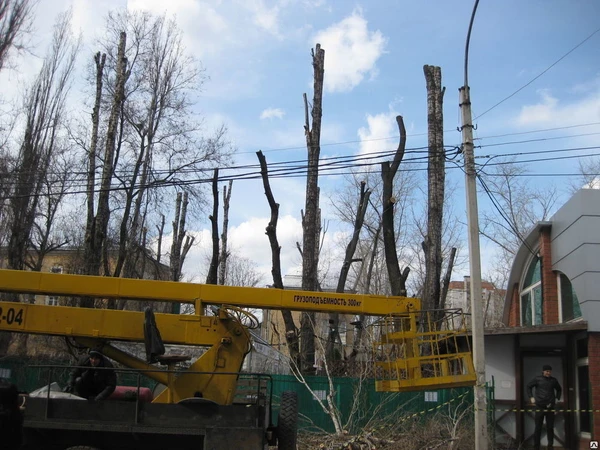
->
[520,255,542,326]
[558,273,582,322]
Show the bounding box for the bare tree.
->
[205,169,219,285]
[381,116,410,296]
[218,180,232,285]
[440,247,457,310]
[76,11,232,298]
[331,158,421,298]
[0,0,35,71]
[300,44,325,374]
[170,191,194,282]
[224,254,263,287]
[27,148,76,271]
[410,182,465,299]
[82,31,127,297]
[0,10,77,355]
[96,11,232,283]
[155,214,165,264]
[326,181,370,362]
[422,65,445,315]
[0,150,14,251]
[82,51,105,279]
[7,10,79,272]
[257,149,301,368]
[479,158,557,286]
[571,157,600,191]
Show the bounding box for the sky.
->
[4,0,600,289]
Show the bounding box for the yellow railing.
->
[372,309,476,392]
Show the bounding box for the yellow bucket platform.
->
[372,309,476,392]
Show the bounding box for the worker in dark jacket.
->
[527,364,562,450]
[65,349,117,401]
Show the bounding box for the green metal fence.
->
[269,374,493,434]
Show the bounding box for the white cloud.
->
[245,0,282,38]
[178,214,303,282]
[260,107,285,120]
[128,0,230,59]
[312,9,387,93]
[516,87,600,128]
[357,107,399,157]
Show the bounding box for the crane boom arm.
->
[0,300,223,345]
[0,269,419,315]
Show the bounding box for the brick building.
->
[486,188,599,449]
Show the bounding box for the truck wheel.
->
[277,391,298,450]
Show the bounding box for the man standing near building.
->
[527,364,562,450]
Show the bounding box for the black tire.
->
[277,391,298,450]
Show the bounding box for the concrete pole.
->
[459,85,489,449]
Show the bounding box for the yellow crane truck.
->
[0,269,475,450]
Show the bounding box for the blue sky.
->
[7,0,600,286]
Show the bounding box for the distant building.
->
[261,272,357,369]
[0,247,169,308]
[446,277,506,327]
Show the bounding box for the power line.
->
[474,27,600,120]
[4,121,599,183]
[2,142,599,200]
[477,132,600,148]
[484,172,598,178]
[1,144,596,195]
[6,134,597,185]
[475,122,600,140]
[251,121,600,155]
[475,144,600,161]
[476,173,537,256]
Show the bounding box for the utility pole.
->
[460,0,488,448]
[460,85,488,449]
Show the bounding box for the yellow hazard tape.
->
[398,391,471,423]
[483,408,600,413]
[362,389,474,438]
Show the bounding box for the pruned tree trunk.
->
[113,127,148,279]
[440,247,457,310]
[206,168,219,285]
[326,181,371,362]
[83,51,105,278]
[300,44,325,375]
[257,150,300,368]
[218,180,233,285]
[170,191,194,282]
[82,31,127,306]
[155,214,165,264]
[381,116,410,297]
[165,191,194,314]
[422,65,446,322]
